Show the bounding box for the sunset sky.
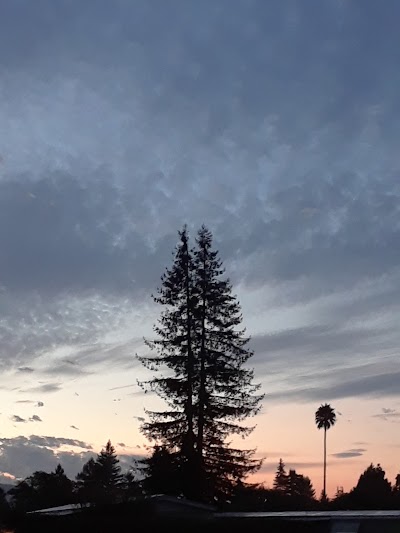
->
[0,0,399,497]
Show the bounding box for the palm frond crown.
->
[315,403,336,430]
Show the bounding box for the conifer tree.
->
[76,440,122,504]
[140,226,263,500]
[139,227,197,492]
[286,470,316,500]
[76,457,100,504]
[141,445,182,496]
[96,440,123,499]
[193,226,263,497]
[273,458,288,492]
[139,227,195,449]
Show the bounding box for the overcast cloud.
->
[0,0,399,481]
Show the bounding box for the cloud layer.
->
[0,0,399,486]
[0,435,140,482]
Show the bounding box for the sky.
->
[0,0,399,497]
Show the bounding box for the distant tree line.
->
[7,440,141,513]
[4,452,400,514]
[229,460,400,512]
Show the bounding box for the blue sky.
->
[0,0,399,494]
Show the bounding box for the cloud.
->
[372,408,400,422]
[0,435,94,480]
[21,383,62,394]
[36,401,44,407]
[331,448,366,459]
[42,362,89,377]
[117,443,126,448]
[29,415,42,422]
[0,176,169,296]
[109,383,137,391]
[265,369,400,403]
[70,425,79,431]
[0,433,145,480]
[254,319,400,402]
[23,436,92,450]
[0,0,398,413]
[11,415,26,423]
[17,367,34,373]
[252,321,398,373]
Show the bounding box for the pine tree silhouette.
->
[140,226,263,501]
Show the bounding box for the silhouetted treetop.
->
[139,226,263,501]
[76,440,123,505]
[354,463,392,497]
[273,458,288,493]
[315,404,336,430]
[315,403,336,499]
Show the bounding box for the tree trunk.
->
[184,240,195,458]
[196,254,207,499]
[323,427,327,499]
[197,265,206,456]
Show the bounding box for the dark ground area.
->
[2,504,400,533]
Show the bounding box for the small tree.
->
[394,473,400,492]
[352,463,392,508]
[76,440,122,505]
[141,445,182,496]
[273,459,288,493]
[96,440,123,502]
[285,469,316,509]
[49,464,75,503]
[10,466,74,511]
[9,479,35,512]
[294,474,316,500]
[76,458,100,505]
[121,470,143,502]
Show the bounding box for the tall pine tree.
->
[193,226,263,498]
[139,227,198,494]
[139,226,263,501]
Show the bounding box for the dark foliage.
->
[76,440,123,505]
[273,458,288,493]
[139,226,263,501]
[227,461,317,512]
[140,445,183,496]
[329,463,400,511]
[193,227,263,499]
[138,227,197,497]
[0,486,10,517]
[10,464,74,512]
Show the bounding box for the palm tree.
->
[315,403,336,499]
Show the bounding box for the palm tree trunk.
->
[323,427,327,499]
